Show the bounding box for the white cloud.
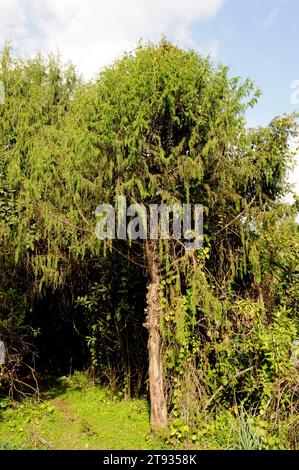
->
[262,0,287,30]
[0,0,224,78]
[263,8,279,29]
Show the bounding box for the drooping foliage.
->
[0,41,298,436]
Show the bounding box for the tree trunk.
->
[144,240,168,430]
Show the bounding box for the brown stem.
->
[144,240,168,430]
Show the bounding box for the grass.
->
[0,372,295,450]
[0,374,168,450]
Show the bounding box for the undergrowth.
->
[0,372,297,450]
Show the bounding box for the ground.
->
[0,373,295,450]
[0,375,167,450]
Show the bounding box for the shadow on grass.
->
[38,376,72,399]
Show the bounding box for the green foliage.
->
[0,39,298,443]
[167,405,294,450]
[75,257,147,396]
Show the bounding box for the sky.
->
[0,0,298,194]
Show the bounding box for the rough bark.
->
[144,240,168,430]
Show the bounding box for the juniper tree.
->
[1,41,298,429]
[71,41,297,428]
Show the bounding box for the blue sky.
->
[189,0,299,127]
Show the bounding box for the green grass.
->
[0,376,168,450]
[0,373,295,450]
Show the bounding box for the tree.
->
[1,41,298,430]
